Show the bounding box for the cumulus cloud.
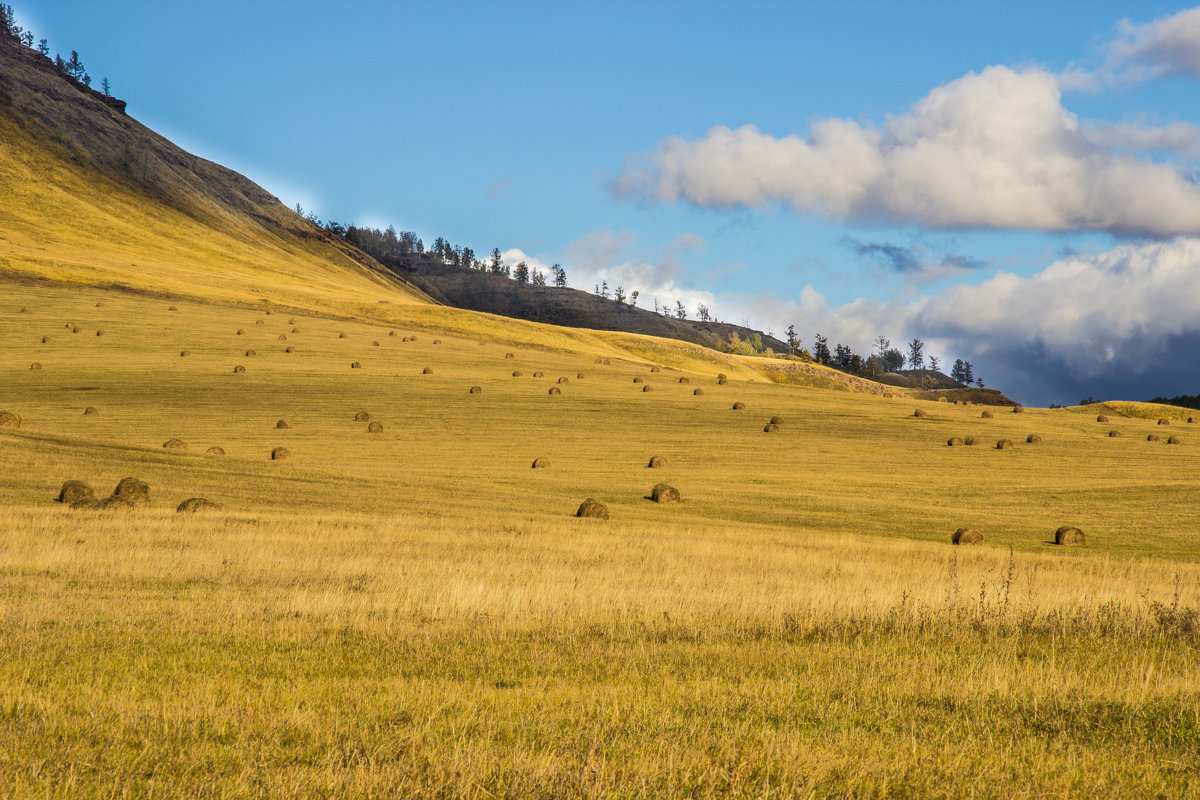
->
[1109,6,1200,81]
[613,66,1200,236]
[1082,120,1200,157]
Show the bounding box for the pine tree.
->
[786,325,801,355]
[513,261,530,283]
[812,334,831,365]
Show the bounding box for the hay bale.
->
[764,423,779,433]
[964,436,977,446]
[981,410,994,419]
[693,389,704,396]
[233,365,245,373]
[278,335,287,341]
[245,349,256,357]
[947,437,964,446]
[952,528,983,545]
[995,439,1013,450]
[1190,417,1197,424]
[0,410,21,428]
[937,397,948,403]
[18,307,27,312]
[1055,526,1086,546]
[162,438,188,453]
[717,377,728,385]
[401,337,410,342]
[29,362,41,370]
[1168,435,1182,444]
[285,346,295,353]
[255,319,265,326]
[1013,406,1024,413]
[180,350,190,357]
[650,483,681,504]
[549,387,561,395]
[65,322,75,330]
[557,377,569,384]
[350,361,363,369]
[576,498,609,519]
[433,339,441,344]
[57,480,95,504]
[1026,434,1042,443]
[275,419,291,429]
[732,402,745,410]
[770,416,784,425]
[367,421,383,433]
[512,370,525,377]
[339,332,347,339]
[41,336,49,343]
[648,456,669,468]
[469,386,482,394]
[531,457,549,469]
[650,366,661,373]
[718,373,727,381]
[1108,430,1122,438]
[577,373,585,379]
[236,329,245,335]
[83,406,98,416]
[389,330,396,336]
[422,367,433,374]
[633,377,643,383]
[1158,418,1170,426]
[112,477,150,506]
[409,336,419,342]
[292,327,300,334]
[177,498,222,513]
[95,330,105,336]
[642,385,653,393]
[168,306,177,311]
[1097,415,1109,422]
[370,341,379,347]
[205,447,225,456]
[533,372,544,378]
[678,377,690,384]
[1147,433,1161,442]
[271,447,290,461]
[913,409,927,417]
[354,411,371,421]
[505,353,515,359]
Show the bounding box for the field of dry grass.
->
[3,282,1200,798]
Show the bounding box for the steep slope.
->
[0,33,427,312]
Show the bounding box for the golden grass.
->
[3,282,1200,797]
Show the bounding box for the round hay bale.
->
[350,362,362,369]
[422,367,433,374]
[770,416,784,425]
[69,496,103,510]
[964,436,977,446]
[354,411,371,422]
[168,306,177,311]
[18,307,27,312]
[205,446,225,456]
[389,330,396,336]
[650,483,681,504]
[275,419,291,429]
[732,402,745,410]
[236,329,245,335]
[995,439,1013,450]
[338,332,347,339]
[528,371,542,378]
[83,406,98,415]
[278,335,287,341]
[270,447,290,461]
[1026,434,1042,443]
[29,362,42,370]
[409,336,418,342]
[947,437,964,446]
[233,365,245,373]
[913,409,927,417]
[41,336,50,343]
[1108,430,1122,438]
[288,318,295,324]
[981,410,994,419]
[469,386,482,394]
[678,377,690,384]
[401,337,410,342]
[180,350,190,357]
[557,377,569,384]
[505,353,515,359]
[952,528,983,545]
[531,457,549,469]
[1158,418,1170,426]
[1013,406,1024,413]
[647,456,669,468]
[65,322,75,330]
[244,349,256,357]
[1168,435,1182,444]
[177,498,222,513]
[1097,415,1109,423]
[764,423,779,433]
[693,388,704,396]
[292,327,300,334]
[642,385,653,393]
[264,310,271,315]
[718,373,727,381]
[285,346,295,353]
[633,377,644,384]
[1055,526,1086,546]
[0,411,21,428]
[548,387,561,395]
[370,341,379,347]
[162,438,187,453]
[433,339,442,345]
[1147,433,1161,442]
[112,477,150,506]
[576,498,609,519]
[95,330,105,336]
[577,373,585,379]
[57,480,95,504]
[255,319,265,326]
[650,366,661,373]
[512,370,524,377]
[1189,417,1196,424]
[937,397,948,403]
[367,421,383,433]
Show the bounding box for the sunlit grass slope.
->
[2,285,1200,797]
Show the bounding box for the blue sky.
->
[15,1,1200,405]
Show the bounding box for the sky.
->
[13,1,1200,406]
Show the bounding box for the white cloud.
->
[1109,6,1200,81]
[614,66,1200,236]
[1082,120,1200,156]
